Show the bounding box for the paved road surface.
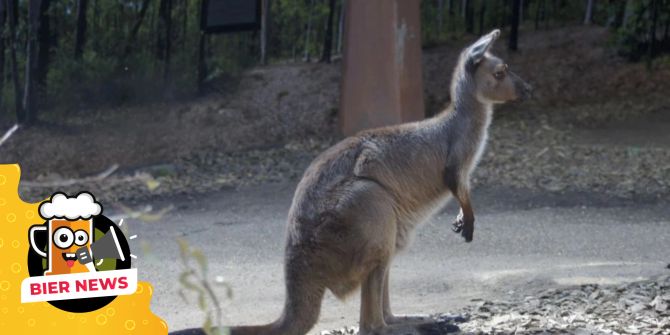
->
[127,183,669,333]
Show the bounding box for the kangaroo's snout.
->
[513,73,533,102]
[519,82,533,101]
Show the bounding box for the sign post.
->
[339,0,425,135]
[200,0,261,33]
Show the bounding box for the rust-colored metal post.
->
[339,0,424,135]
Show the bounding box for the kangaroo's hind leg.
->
[382,268,431,325]
[382,267,460,335]
[359,261,459,335]
[337,179,457,334]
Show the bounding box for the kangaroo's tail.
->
[170,262,325,335]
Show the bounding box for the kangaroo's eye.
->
[494,71,506,80]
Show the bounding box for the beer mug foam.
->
[29,193,102,275]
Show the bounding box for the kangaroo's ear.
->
[466,29,500,66]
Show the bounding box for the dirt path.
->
[572,110,670,149]
[128,184,670,333]
[3,26,669,186]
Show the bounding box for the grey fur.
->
[170,29,532,335]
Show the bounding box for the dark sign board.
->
[201,0,261,34]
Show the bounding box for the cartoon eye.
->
[53,227,74,249]
[74,230,89,246]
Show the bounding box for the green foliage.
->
[177,238,232,335]
[419,0,588,46]
[2,0,667,122]
[612,0,670,62]
[0,0,349,122]
[269,0,332,60]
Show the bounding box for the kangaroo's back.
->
[171,29,533,335]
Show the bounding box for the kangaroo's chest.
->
[393,188,453,250]
[468,127,490,174]
[393,121,492,250]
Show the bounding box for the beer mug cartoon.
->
[29,192,102,276]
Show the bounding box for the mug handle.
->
[29,225,48,258]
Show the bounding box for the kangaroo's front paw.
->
[452,216,473,242]
[461,221,473,242]
[451,211,465,233]
[451,217,464,233]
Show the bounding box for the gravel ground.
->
[322,275,670,335]
[17,138,332,203]
[477,102,670,201]
[7,25,669,335]
[11,25,670,205]
[18,102,670,206]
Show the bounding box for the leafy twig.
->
[177,238,231,335]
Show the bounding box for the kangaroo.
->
[173,29,531,335]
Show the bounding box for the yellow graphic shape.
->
[0,164,168,334]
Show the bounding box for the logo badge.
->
[21,192,137,313]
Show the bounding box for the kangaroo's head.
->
[453,29,532,104]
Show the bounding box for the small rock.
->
[629,303,646,313]
[651,295,668,312]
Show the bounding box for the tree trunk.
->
[500,0,508,29]
[535,0,542,30]
[36,0,50,110]
[92,0,98,27]
[336,0,345,54]
[664,10,669,42]
[437,0,444,33]
[304,0,316,61]
[260,0,270,64]
[23,0,42,125]
[91,0,98,50]
[157,0,172,82]
[509,0,520,51]
[197,0,207,95]
[464,0,474,33]
[622,0,633,27]
[448,0,455,30]
[584,0,594,24]
[74,0,88,59]
[182,0,188,49]
[197,35,206,92]
[166,0,172,82]
[6,0,22,123]
[607,0,625,28]
[647,0,658,68]
[320,0,335,63]
[122,0,151,60]
[340,0,424,134]
[546,0,553,29]
[522,0,530,21]
[478,0,486,36]
[0,1,5,110]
